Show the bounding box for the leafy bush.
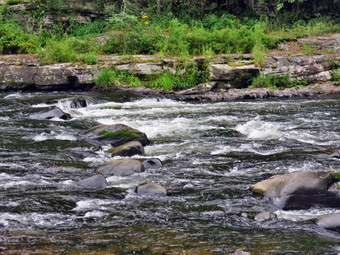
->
[79,53,98,65]
[332,69,340,85]
[40,38,78,64]
[0,21,39,54]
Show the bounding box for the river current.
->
[0,91,339,254]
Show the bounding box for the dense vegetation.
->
[0,0,339,90]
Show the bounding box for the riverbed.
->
[0,91,339,254]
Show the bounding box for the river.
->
[0,91,339,254]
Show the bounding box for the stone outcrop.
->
[2,0,118,30]
[252,170,340,210]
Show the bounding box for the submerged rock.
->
[96,159,144,177]
[28,106,71,120]
[135,182,167,196]
[77,175,107,190]
[142,158,163,169]
[252,171,340,210]
[108,141,144,157]
[82,124,150,147]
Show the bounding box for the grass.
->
[251,74,309,90]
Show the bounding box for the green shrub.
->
[332,70,340,85]
[40,38,78,64]
[79,53,98,65]
[0,21,39,54]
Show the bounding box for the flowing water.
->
[0,91,339,254]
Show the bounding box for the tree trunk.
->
[156,0,161,14]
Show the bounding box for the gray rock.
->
[83,124,150,147]
[317,213,340,233]
[254,211,277,222]
[115,63,164,75]
[108,141,144,157]
[252,171,340,210]
[135,182,167,196]
[96,159,144,177]
[77,175,107,190]
[209,63,259,88]
[232,250,251,255]
[142,158,163,169]
[28,106,71,120]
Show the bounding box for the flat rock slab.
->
[96,159,144,177]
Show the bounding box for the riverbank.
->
[0,34,339,101]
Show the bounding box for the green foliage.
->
[40,38,78,64]
[332,69,340,85]
[147,60,209,91]
[0,21,39,54]
[79,53,98,65]
[252,43,267,67]
[94,69,142,89]
[251,74,308,89]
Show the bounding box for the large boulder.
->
[28,106,71,120]
[135,182,167,196]
[82,124,150,147]
[96,159,144,177]
[252,171,340,210]
[108,141,144,157]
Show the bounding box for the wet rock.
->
[96,159,144,177]
[28,106,71,120]
[232,250,251,255]
[77,175,107,190]
[317,213,340,233]
[254,211,277,222]
[328,182,340,196]
[252,171,340,210]
[108,141,144,157]
[142,158,163,170]
[82,124,150,147]
[135,182,167,196]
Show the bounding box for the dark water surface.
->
[0,92,339,254]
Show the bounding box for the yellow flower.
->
[144,21,150,25]
[141,15,149,19]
